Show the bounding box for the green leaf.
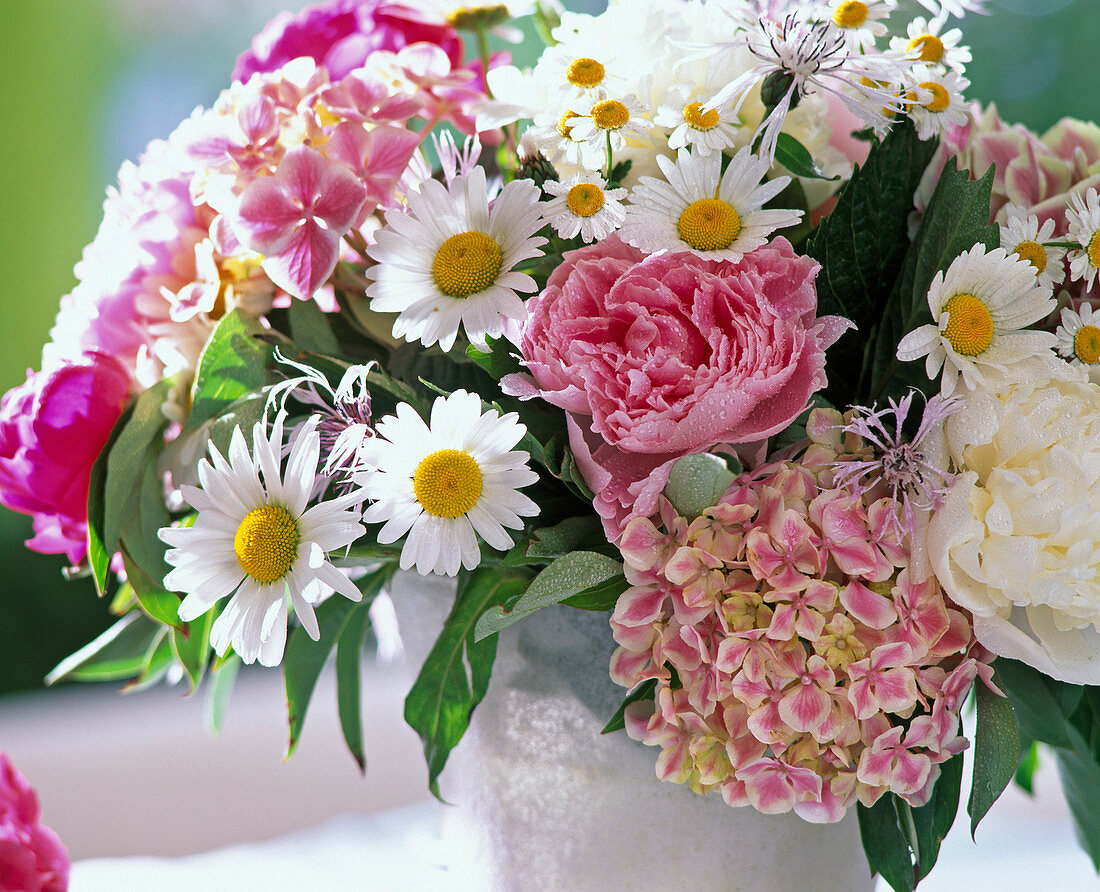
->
[910,752,963,880]
[120,554,184,631]
[118,457,173,586]
[1055,722,1100,871]
[1015,740,1040,795]
[86,401,132,596]
[405,566,530,798]
[206,654,241,734]
[663,453,738,520]
[473,551,620,641]
[45,612,164,685]
[995,657,1083,749]
[602,678,657,734]
[124,631,174,693]
[187,309,273,429]
[775,132,839,181]
[335,602,373,772]
[561,573,630,611]
[288,298,341,355]
[171,607,215,693]
[969,677,1021,837]
[858,795,916,892]
[502,515,605,566]
[466,335,522,381]
[205,394,267,458]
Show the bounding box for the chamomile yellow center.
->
[918,81,950,113]
[446,4,509,30]
[907,33,945,64]
[566,183,605,217]
[234,505,299,584]
[557,109,579,139]
[682,102,720,131]
[591,99,630,131]
[567,57,605,89]
[413,449,483,518]
[432,231,503,298]
[942,293,993,356]
[833,1,868,28]
[677,199,742,252]
[1074,325,1100,364]
[1013,240,1048,274]
[1088,231,1100,268]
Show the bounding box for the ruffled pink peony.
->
[0,753,69,892]
[519,236,849,538]
[0,354,131,564]
[233,0,464,83]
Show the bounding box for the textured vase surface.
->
[389,571,877,892]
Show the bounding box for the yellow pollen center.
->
[833,1,869,28]
[233,505,299,584]
[1075,325,1100,364]
[1088,231,1100,268]
[557,109,579,139]
[566,183,605,217]
[432,231,503,298]
[591,99,630,131]
[413,449,483,518]
[677,199,742,252]
[919,82,950,112]
[566,57,605,88]
[682,102,720,131]
[908,34,945,63]
[1013,240,1048,274]
[942,293,994,356]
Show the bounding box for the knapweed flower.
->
[358,390,539,576]
[1065,187,1100,290]
[999,205,1065,293]
[541,173,628,243]
[365,167,546,351]
[160,414,366,667]
[0,753,69,892]
[611,428,984,822]
[619,149,801,262]
[927,368,1100,684]
[895,245,1058,395]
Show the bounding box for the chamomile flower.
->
[905,67,969,141]
[999,206,1065,293]
[890,16,972,73]
[567,94,654,158]
[358,391,539,577]
[159,414,366,667]
[828,0,896,51]
[1065,187,1100,290]
[653,83,745,157]
[1056,303,1100,374]
[895,245,1058,395]
[618,148,801,262]
[526,105,608,171]
[366,166,546,352]
[542,173,628,243]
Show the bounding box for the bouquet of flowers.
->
[7,0,1100,887]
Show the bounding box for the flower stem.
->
[605,130,614,181]
[476,25,493,99]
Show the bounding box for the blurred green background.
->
[0,0,1095,696]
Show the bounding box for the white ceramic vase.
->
[389,571,877,892]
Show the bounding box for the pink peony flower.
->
[0,355,131,564]
[519,236,850,538]
[0,753,69,892]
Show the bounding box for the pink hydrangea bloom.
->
[0,753,69,892]
[0,355,131,564]
[519,236,850,539]
[610,422,990,823]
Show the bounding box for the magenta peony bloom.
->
[519,236,850,537]
[0,753,69,892]
[233,0,464,84]
[0,354,131,564]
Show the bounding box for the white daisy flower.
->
[542,173,628,243]
[999,205,1065,293]
[1065,188,1100,290]
[653,83,745,157]
[618,148,802,262]
[526,105,609,172]
[417,0,533,42]
[567,93,654,159]
[896,245,1058,395]
[828,0,896,51]
[536,42,628,103]
[359,391,539,577]
[366,166,546,352]
[912,0,986,17]
[905,66,970,141]
[159,414,366,667]
[1056,303,1100,376]
[890,16,972,73]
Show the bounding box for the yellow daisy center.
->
[682,102,720,132]
[918,81,950,113]
[591,99,630,131]
[677,199,742,252]
[1013,240,1048,274]
[446,4,509,30]
[942,293,994,356]
[234,505,300,584]
[557,109,579,139]
[1088,231,1100,268]
[432,231,503,298]
[413,449,484,518]
[566,57,605,89]
[908,33,945,64]
[566,183,605,217]
[1074,325,1100,364]
[833,1,869,28]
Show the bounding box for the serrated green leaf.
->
[995,657,1083,749]
[335,602,373,773]
[775,132,839,181]
[405,566,530,798]
[171,607,215,693]
[45,612,163,685]
[1055,722,1100,871]
[602,678,657,734]
[969,678,1020,837]
[664,453,738,520]
[473,551,620,641]
[910,752,963,879]
[187,309,274,429]
[288,298,341,355]
[858,795,916,892]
